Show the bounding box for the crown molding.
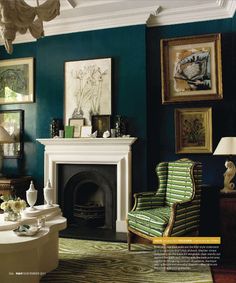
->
[1,0,159,45]
[0,0,235,46]
[147,0,236,27]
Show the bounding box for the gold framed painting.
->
[161,34,222,104]
[0,57,34,104]
[175,107,212,154]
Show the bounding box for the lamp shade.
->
[0,126,13,143]
[213,137,236,155]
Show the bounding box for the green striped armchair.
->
[127,159,202,250]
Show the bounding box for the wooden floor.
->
[211,264,236,283]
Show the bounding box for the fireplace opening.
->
[73,181,105,227]
[58,164,117,236]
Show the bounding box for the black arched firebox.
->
[58,164,117,232]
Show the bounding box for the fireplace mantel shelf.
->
[36,137,137,146]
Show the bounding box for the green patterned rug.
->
[40,238,213,283]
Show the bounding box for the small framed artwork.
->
[92,115,111,138]
[64,58,112,126]
[0,57,34,104]
[161,34,222,104]
[0,109,24,158]
[81,126,92,138]
[69,118,84,138]
[175,107,212,154]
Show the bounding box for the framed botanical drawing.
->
[0,110,24,158]
[175,108,212,154]
[69,118,84,138]
[92,115,111,138]
[64,58,112,126]
[0,57,34,104]
[161,34,222,104]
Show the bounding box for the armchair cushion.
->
[128,206,171,237]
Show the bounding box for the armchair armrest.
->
[133,191,156,198]
[131,191,165,211]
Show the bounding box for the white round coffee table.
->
[0,205,66,283]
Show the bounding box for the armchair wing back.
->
[127,159,202,248]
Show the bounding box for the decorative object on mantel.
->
[91,131,97,138]
[92,114,111,138]
[69,118,84,138]
[81,126,92,138]
[0,0,60,54]
[26,181,38,210]
[64,125,74,138]
[103,130,110,138]
[214,137,236,193]
[44,179,54,207]
[50,118,63,138]
[0,194,26,221]
[114,115,127,137]
[0,126,13,176]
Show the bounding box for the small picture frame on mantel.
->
[92,115,111,138]
[69,118,84,138]
[81,126,92,138]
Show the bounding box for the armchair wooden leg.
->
[127,231,132,251]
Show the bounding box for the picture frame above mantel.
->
[161,33,222,104]
[64,58,112,126]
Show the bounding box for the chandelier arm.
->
[0,0,60,54]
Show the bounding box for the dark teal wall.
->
[0,25,147,198]
[0,14,235,197]
[147,14,236,188]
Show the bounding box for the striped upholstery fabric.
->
[128,206,171,236]
[127,159,202,238]
[171,162,202,236]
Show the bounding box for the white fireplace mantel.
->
[37,137,137,233]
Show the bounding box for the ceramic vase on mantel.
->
[26,181,38,210]
[44,180,54,207]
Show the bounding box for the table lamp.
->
[213,137,236,193]
[0,126,13,177]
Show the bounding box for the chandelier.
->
[0,0,60,54]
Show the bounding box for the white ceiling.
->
[4,0,236,44]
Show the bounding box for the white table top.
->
[0,204,67,253]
